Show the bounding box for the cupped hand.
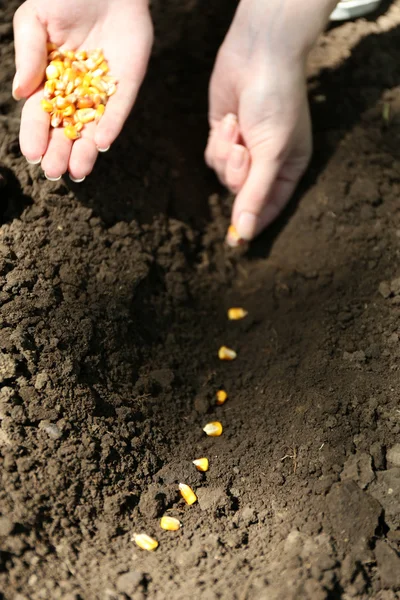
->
[205,0,329,244]
[13,0,153,181]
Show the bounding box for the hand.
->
[205,0,336,243]
[13,0,153,181]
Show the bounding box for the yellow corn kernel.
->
[41,99,54,113]
[203,421,223,437]
[179,483,197,505]
[50,60,65,73]
[95,104,105,122]
[216,389,228,405]
[82,74,92,88]
[50,111,63,128]
[54,96,69,110]
[86,50,104,70]
[65,81,75,95]
[75,122,84,132]
[47,42,57,53]
[72,60,88,73]
[63,104,76,117]
[76,108,96,124]
[65,93,77,104]
[193,458,209,472]
[132,533,158,552]
[48,50,63,61]
[44,80,57,98]
[63,57,72,69]
[160,516,181,531]
[55,80,67,91]
[226,224,244,247]
[91,92,108,107]
[74,85,91,98]
[228,307,248,321]
[77,97,94,109]
[75,50,88,61]
[46,64,60,80]
[63,124,81,140]
[62,68,77,83]
[62,117,75,127]
[218,346,237,361]
[65,50,76,61]
[91,77,108,93]
[106,82,117,96]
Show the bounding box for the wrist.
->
[232,0,338,65]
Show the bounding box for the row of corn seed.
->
[133,306,248,551]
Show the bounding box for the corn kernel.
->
[179,483,197,505]
[44,80,57,98]
[227,307,248,320]
[76,108,96,124]
[63,57,72,69]
[55,79,67,91]
[77,97,94,109]
[203,421,223,437]
[132,533,158,552]
[63,124,81,140]
[48,50,63,61]
[63,103,76,117]
[106,82,117,96]
[65,50,76,61]
[193,457,209,472]
[160,516,181,531]
[218,346,237,361]
[226,224,244,247]
[75,122,84,132]
[62,117,75,127]
[95,104,105,122]
[46,64,60,79]
[55,96,69,110]
[50,111,63,128]
[40,99,54,113]
[75,50,88,61]
[216,389,228,405]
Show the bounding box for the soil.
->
[1,1,400,599]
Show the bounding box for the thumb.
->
[13,3,47,100]
[231,143,282,241]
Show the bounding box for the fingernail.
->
[26,156,42,165]
[237,211,258,241]
[225,224,244,248]
[221,113,237,138]
[12,74,21,101]
[45,173,62,182]
[230,144,245,170]
[97,146,110,153]
[69,175,86,183]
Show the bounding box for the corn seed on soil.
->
[1,1,400,598]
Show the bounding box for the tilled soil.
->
[1,1,400,599]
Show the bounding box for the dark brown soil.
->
[1,1,400,598]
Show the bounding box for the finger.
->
[20,89,50,163]
[68,123,98,181]
[231,144,282,241]
[13,3,47,100]
[255,160,309,234]
[94,32,153,151]
[213,114,240,184]
[41,128,73,180]
[225,144,250,193]
[204,125,219,168]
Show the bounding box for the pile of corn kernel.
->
[132,306,248,552]
[41,43,117,140]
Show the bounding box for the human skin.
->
[13,0,337,236]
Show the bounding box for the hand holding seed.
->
[205,0,336,243]
[13,0,153,181]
